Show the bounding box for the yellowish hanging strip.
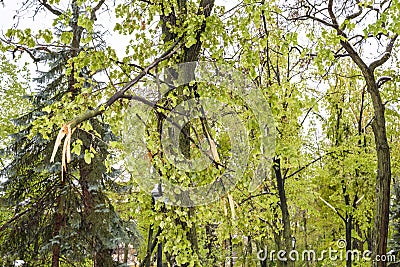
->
[50,123,75,181]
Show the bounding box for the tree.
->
[0,1,137,266]
[282,0,399,265]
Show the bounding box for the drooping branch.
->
[0,206,33,232]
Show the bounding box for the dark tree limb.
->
[344,0,362,22]
[327,0,339,27]
[38,0,62,16]
[377,76,392,88]
[90,0,106,21]
[141,227,162,267]
[369,34,399,71]
[285,152,334,180]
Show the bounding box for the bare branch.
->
[288,14,336,28]
[376,76,392,88]
[369,34,399,71]
[319,196,346,222]
[113,59,176,89]
[285,152,334,180]
[12,45,41,62]
[240,191,273,205]
[327,0,339,27]
[38,0,62,16]
[344,0,362,22]
[90,0,106,21]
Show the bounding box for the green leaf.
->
[84,150,94,164]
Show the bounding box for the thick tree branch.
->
[344,0,362,22]
[327,0,339,27]
[339,40,370,75]
[369,34,399,71]
[377,76,392,88]
[38,0,62,16]
[90,0,106,21]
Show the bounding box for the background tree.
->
[282,0,399,265]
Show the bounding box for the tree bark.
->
[51,190,64,267]
[345,215,353,267]
[157,1,216,266]
[337,27,394,267]
[274,157,294,267]
[295,1,396,264]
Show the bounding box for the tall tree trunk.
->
[371,90,391,267]
[79,157,115,267]
[345,215,353,267]
[158,1,215,266]
[337,33,396,267]
[51,190,64,267]
[303,212,310,267]
[124,243,129,264]
[361,71,391,267]
[157,242,163,267]
[274,157,294,267]
[144,225,154,267]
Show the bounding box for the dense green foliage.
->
[0,0,399,266]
